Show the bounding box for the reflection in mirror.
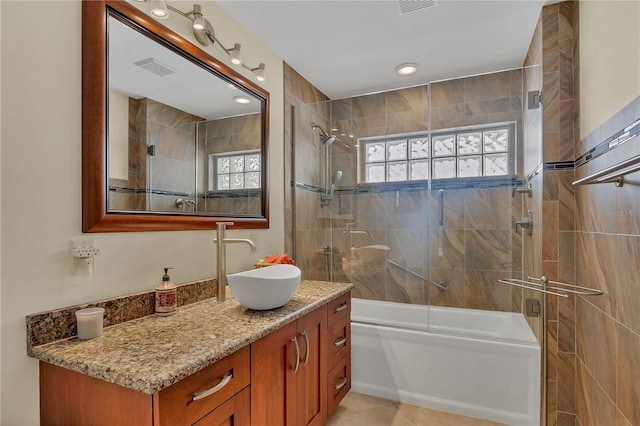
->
[107,14,263,216]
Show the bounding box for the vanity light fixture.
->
[227,43,242,66]
[191,4,205,30]
[396,62,419,76]
[140,1,267,84]
[253,63,267,83]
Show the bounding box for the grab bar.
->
[498,276,603,299]
[387,259,446,291]
[438,189,444,226]
[572,154,640,187]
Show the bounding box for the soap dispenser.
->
[155,267,177,317]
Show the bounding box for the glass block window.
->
[210,150,261,191]
[359,123,513,183]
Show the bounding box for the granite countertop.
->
[29,280,352,394]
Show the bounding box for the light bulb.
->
[150,0,169,19]
[395,62,419,76]
[254,63,266,83]
[192,15,205,30]
[229,43,242,66]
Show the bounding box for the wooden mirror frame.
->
[82,0,269,232]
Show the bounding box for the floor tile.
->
[328,392,507,426]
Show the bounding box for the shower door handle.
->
[438,189,444,226]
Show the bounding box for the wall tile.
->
[465,230,511,271]
[558,351,576,413]
[548,320,559,380]
[543,201,559,260]
[575,232,617,316]
[576,359,617,426]
[576,298,617,402]
[543,72,560,133]
[616,324,640,424]
[615,236,640,334]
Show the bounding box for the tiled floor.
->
[327,392,506,426]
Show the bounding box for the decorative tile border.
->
[26,278,216,355]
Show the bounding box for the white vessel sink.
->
[227,264,301,310]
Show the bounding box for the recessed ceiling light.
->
[396,63,419,76]
[234,95,251,105]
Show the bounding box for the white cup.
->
[75,307,105,340]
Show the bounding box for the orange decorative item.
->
[255,254,294,268]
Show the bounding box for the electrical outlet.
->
[71,239,99,258]
[72,247,101,258]
[72,239,95,249]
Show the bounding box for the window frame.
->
[357,122,516,186]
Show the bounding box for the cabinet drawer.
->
[327,292,351,327]
[327,353,351,416]
[159,345,250,425]
[327,315,350,369]
[193,386,250,426]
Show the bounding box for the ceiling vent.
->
[134,58,177,77]
[398,0,437,14]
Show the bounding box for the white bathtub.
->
[351,298,540,425]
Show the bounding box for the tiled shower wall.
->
[108,98,202,212]
[197,113,262,215]
[283,63,332,280]
[523,3,579,425]
[573,97,640,426]
[285,68,532,310]
[108,98,261,215]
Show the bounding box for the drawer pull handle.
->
[301,331,310,365]
[334,336,347,346]
[192,374,233,402]
[335,302,348,313]
[292,337,300,373]
[334,377,348,390]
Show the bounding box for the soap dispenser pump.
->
[155,267,177,317]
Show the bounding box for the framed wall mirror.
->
[83,0,269,232]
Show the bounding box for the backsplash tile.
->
[26,278,215,355]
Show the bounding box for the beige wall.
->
[108,89,129,181]
[579,0,640,138]
[0,1,284,424]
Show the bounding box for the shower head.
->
[329,170,343,198]
[331,170,343,185]
[311,122,337,146]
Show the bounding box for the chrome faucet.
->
[214,222,257,302]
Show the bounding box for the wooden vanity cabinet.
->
[250,305,327,426]
[250,291,352,426]
[38,291,352,426]
[40,346,251,426]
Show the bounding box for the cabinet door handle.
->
[335,302,348,313]
[192,374,233,402]
[292,337,300,373]
[334,377,348,390]
[334,336,347,347]
[301,331,310,365]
